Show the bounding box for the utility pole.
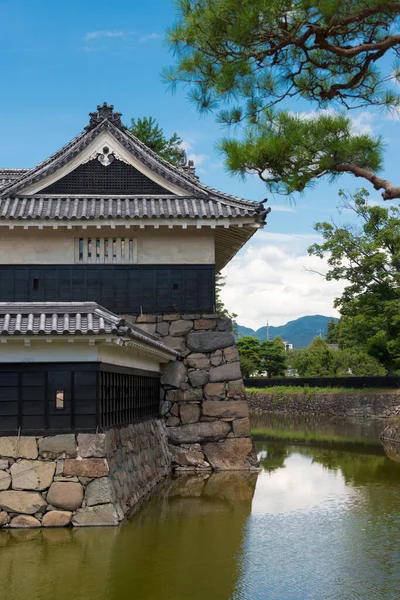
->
[317,328,323,338]
[266,320,270,341]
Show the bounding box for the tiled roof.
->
[0,302,178,357]
[0,195,267,221]
[0,169,29,188]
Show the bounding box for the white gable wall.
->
[0,227,215,264]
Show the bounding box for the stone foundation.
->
[0,419,171,528]
[132,312,258,471]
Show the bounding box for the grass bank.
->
[246,385,395,395]
[251,427,382,448]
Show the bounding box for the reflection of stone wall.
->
[248,391,400,418]
[0,419,171,528]
[381,418,400,454]
[133,312,257,470]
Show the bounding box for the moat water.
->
[1,415,400,600]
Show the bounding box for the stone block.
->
[187,353,210,370]
[202,400,249,419]
[85,477,114,507]
[209,362,242,383]
[170,320,193,337]
[194,319,217,330]
[156,321,170,336]
[161,361,186,389]
[187,331,235,353]
[188,370,209,388]
[169,446,207,468]
[64,459,109,478]
[47,482,84,511]
[217,317,232,331]
[167,421,230,444]
[180,403,201,425]
[9,515,41,528]
[77,434,107,458]
[204,382,226,400]
[170,403,180,417]
[202,313,219,319]
[72,504,119,527]
[160,400,171,416]
[0,511,9,526]
[0,491,46,514]
[166,416,180,427]
[210,349,224,366]
[224,346,240,362]
[0,459,8,470]
[227,379,246,397]
[11,460,56,491]
[42,510,72,528]
[162,336,187,353]
[0,437,38,459]
[232,418,251,437]
[203,438,254,470]
[163,314,180,321]
[136,314,157,323]
[181,314,201,320]
[38,434,77,459]
[0,470,11,491]
[135,323,157,335]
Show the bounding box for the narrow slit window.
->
[121,238,125,263]
[56,390,65,410]
[129,239,133,263]
[104,238,109,261]
[96,238,101,263]
[33,278,39,290]
[87,238,92,262]
[79,238,83,263]
[112,238,117,263]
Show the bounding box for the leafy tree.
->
[326,319,340,344]
[236,335,262,376]
[215,273,238,324]
[128,116,183,165]
[308,189,400,374]
[260,337,287,378]
[166,1,400,199]
[294,337,338,377]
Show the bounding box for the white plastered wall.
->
[0,338,164,372]
[0,227,215,265]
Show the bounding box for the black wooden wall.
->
[0,363,160,434]
[0,264,215,314]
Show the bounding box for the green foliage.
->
[237,335,287,377]
[218,109,384,195]
[326,319,340,344]
[246,385,391,395]
[128,116,183,165]
[166,1,400,198]
[292,336,385,377]
[215,273,237,331]
[166,0,400,115]
[260,337,287,378]
[309,189,400,373]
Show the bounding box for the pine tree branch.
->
[334,163,400,200]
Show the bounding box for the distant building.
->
[284,341,293,351]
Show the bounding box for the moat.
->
[1,415,400,600]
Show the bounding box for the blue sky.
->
[0,0,398,329]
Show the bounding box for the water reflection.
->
[0,472,257,600]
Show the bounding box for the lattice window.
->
[75,237,137,264]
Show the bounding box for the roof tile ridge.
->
[0,121,106,197]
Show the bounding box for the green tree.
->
[236,335,261,377]
[215,273,238,326]
[166,1,400,199]
[326,319,340,344]
[260,337,287,378]
[308,189,400,374]
[293,337,338,377]
[128,116,183,165]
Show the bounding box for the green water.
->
[1,416,400,600]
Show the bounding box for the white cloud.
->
[138,33,161,43]
[180,140,208,168]
[220,233,345,330]
[84,30,126,41]
[269,204,297,213]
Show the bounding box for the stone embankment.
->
[132,313,257,471]
[247,390,400,418]
[0,419,170,529]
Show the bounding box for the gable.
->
[39,156,172,195]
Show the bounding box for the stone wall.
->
[0,419,171,529]
[131,312,258,471]
[247,390,400,418]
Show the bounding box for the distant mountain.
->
[236,315,338,349]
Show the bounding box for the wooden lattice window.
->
[75,237,137,264]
